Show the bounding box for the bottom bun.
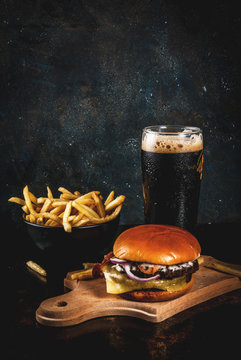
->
[121,276,194,302]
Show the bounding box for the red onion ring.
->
[123,263,160,282]
[110,257,127,264]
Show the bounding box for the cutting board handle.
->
[36,289,84,326]
[36,288,158,327]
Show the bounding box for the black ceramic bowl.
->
[24,214,120,263]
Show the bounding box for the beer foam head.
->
[142,127,203,153]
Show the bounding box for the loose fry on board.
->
[71,268,94,280]
[8,185,126,232]
[205,261,241,277]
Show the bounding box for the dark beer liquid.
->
[141,149,202,231]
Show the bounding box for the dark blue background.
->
[1,0,241,226]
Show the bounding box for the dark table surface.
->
[5,221,241,360]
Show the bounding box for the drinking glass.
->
[141,125,203,231]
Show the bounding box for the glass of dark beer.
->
[141,125,203,231]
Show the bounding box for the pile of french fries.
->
[8,185,125,232]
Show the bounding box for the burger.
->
[101,224,201,301]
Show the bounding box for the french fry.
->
[108,204,123,219]
[29,191,38,204]
[92,192,105,217]
[26,260,47,277]
[74,197,94,206]
[50,205,66,215]
[42,212,62,225]
[86,204,122,224]
[45,219,52,226]
[36,217,44,225]
[63,201,72,232]
[8,197,25,206]
[74,218,89,227]
[30,214,36,223]
[58,187,76,197]
[58,186,71,193]
[45,219,60,227]
[58,212,65,219]
[60,192,78,200]
[47,186,53,200]
[104,190,114,206]
[22,205,29,214]
[71,263,102,280]
[23,185,39,217]
[205,261,241,277]
[74,191,81,196]
[37,197,47,204]
[40,198,52,213]
[71,212,84,225]
[72,201,100,219]
[68,215,76,222]
[51,200,69,207]
[71,268,94,280]
[105,195,126,212]
[78,191,100,200]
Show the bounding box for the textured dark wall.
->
[1,0,241,226]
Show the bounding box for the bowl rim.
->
[23,213,120,230]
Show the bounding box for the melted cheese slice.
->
[103,264,188,294]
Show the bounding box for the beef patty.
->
[115,259,199,279]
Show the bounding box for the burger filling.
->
[102,255,199,295]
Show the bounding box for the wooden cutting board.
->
[36,256,241,327]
